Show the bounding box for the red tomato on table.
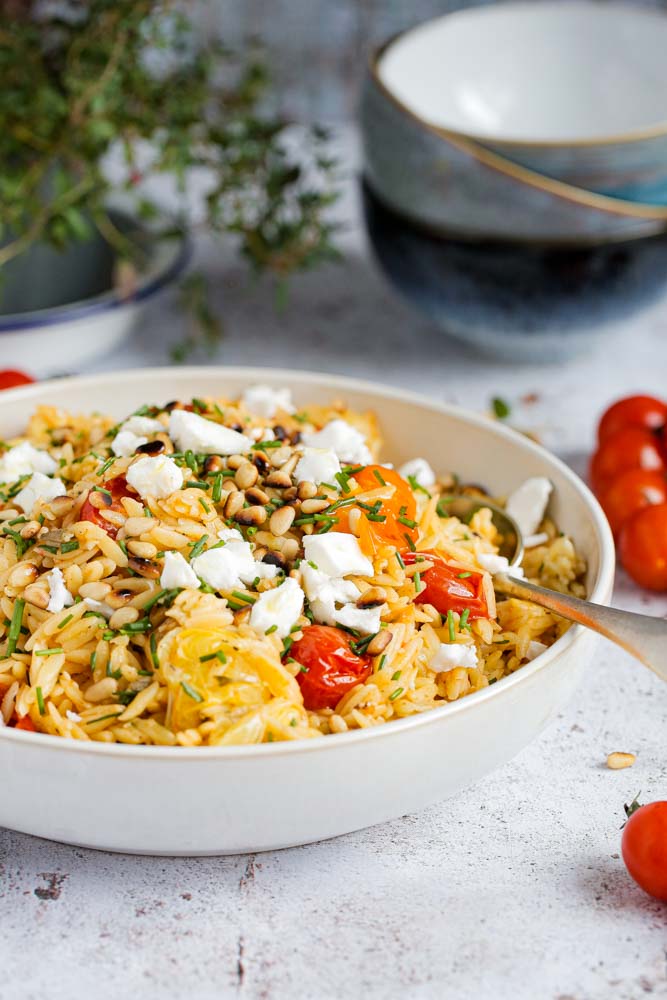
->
[621,800,667,901]
[598,469,667,537]
[0,370,34,390]
[618,503,667,591]
[289,625,373,711]
[598,395,667,443]
[590,428,665,496]
[334,465,418,554]
[80,475,135,540]
[402,550,489,620]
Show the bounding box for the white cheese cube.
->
[0,442,57,483]
[168,409,252,455]
[249,577,304,638]
[301,419,372,465]
[300,562,360,625]
[14,472,66,515]
[303,534,373,579]
[241,385,295,419]
[506,477,553,538]
[398,457,436,488]
[333,603,381,635]
[126,455,183,500]
[430,643,479,672]
[192,540,254,592]
[46,567,74,613]
[160,551,201,590]
[294,448,341,487]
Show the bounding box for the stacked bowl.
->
[360,0,667,361]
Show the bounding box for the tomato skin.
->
[334,465,418,554]
[598,469,667,537]
[621,801,667,901]
[618,503,667,591]
[80,475,134,539]
[402,550,489,620]
[0,370,34,390]
[289,625,372,711]
[590,428,666,496]
[598,395,667,444]
[13,716,36,732]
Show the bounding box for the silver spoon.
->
[439,495,667,684]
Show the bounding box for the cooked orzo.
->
[0,386,586,745]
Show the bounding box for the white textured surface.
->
[3,150,667,1000]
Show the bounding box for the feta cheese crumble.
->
[430,643,478,672]
[333,603,382,635]
[249,577,304,638]
[83,598,115,619]
[294,447,341,487]
[241,384,295,419]
[301,419,372,465]
[111,415,164,457]
[300,562,361,626]
[302,534,373,579]
[46,567,74,614]
[398,457,436,488]
[168,409,253,455]
[476,551,524,579]
[192,533,278,592]
[126,455,183,500]
[525,640,548,661]
[506,477,553,538]
[14,472,67,515]
[160,551,200,590]
[0,442,57,483]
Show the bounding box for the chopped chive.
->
[366,512,386,523]
[144,506,153,517]
[372,469,386,486]
[7,516,26,526]
[58,614,73,629]
[396,552,405,570]
[90,650,97,672]
[265,624,278,635]
[97,456,116,476]
[389,687,404,702]
[212,473,223,503]
[251,439,282,450]
[102,630,116,641]
[189,534,209,559]
[492,397,511,419]
[459,609,471,630]
[186,480,209,490]
[404,534,417,552]
[142,588,167,613]
[34,647,64,657]
[191,397,207,413]
[184,450,198,472]
[407,474,431,497]
[92,485,112,499]
[6,599,25,656]
[60,540,79,554]
[199,651,219,662]
[391,670,401,681]
[36,687,45,715]
[447,610,456,642]
[334,471,351,493]
[457,571,472,579]
[180,680,204,702]
[414,571,421,594]
[90,711,124,724]
[119,618,152,634]
[149,632,159,669]
[39,543,59,554]
[398,515,417,529]
[282,637,293,657]
[231,590,257,604]
[198,497,211,513]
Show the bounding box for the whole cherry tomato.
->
[80,475,135,539]
[618,502,667,590]
[598,395,667,443]
[289,625,372,711]
[0,370,34,391]
[334,465,418,554]
[402,550,489,620]
[621,799,667,901]
[590,428,665,496]
[598,469,667,537]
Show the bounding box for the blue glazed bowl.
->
[361,181,667,363]
[375,1,667,212]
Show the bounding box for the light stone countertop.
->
[2,159,667,1000]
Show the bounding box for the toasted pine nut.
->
[281,538,300,561]
[19,521,41,540]
[235,505,267,527]
[348,508,362,535]
[128,556,161,579]
[8,563,39,589]
[356,586,387,609]
[235,462,258,489]
[366,630,392,656]
[126,540,158,559]
[203,455,224,474]
[265,470,292,489]
[297,481,318,500]
[245,486,269,505]
[226,454,246,470]
[269,446,291,468]
[108,606,140,630]
[79,582,112,600]
[269,506,295,536]
[224,491,245,519]
[23,584,50,609]
[606,752,636,770]
[300,498,329,514]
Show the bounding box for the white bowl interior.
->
[378,0,667,143]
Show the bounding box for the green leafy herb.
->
[447,610,456,642]
[492,397,511,420]
[6,599,25,656]
[36,686,45,715]
[181,681,203,703]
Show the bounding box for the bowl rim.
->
[374,1,667,150]
[367,57,667,222]
[0,365,616,760]
[0,227,189,334]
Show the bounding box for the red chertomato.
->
[618,503,667,591]
[598,395,667,444]
[13,716,36,732]
[598,469,667,537]
[0,370,34,391]
[334,465,418,555]
[590,428,665,496]
[621,800,667,901]
[80,475,135,539]
[402,550,490,620]
[289,625,373,711]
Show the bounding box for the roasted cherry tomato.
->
[618,503,667,591]
[621,799,667,901]
[13,716,36,732]
[80,475,135,539]
[590,428,665,496]
[598,469,667,537]
[402,550,489,620]
[0,370,34,390]
[598,395,667,444]
[289,625,373,711]
[334,465,418,554]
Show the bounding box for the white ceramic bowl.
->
[0,368,615,855]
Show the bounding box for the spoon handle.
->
[495,573,667,683]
